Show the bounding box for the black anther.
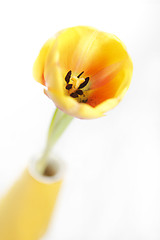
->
[75,89,83,95]
[65,70,72,84]
[70,92,78,98]
[82,99,88,103]
[78,77,89,89]
[66,84,73,90]
[77,71,84,78]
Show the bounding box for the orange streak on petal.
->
[87,84,118,107]
[41,73,46,86]
[90,61,123,89]
[87,65,130,108]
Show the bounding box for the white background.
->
[0,1,160,240]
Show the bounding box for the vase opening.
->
[43,164,56,177]
[29,157,65,184]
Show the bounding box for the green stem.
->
[36,108,73,174]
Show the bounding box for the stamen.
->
[65,70,89,103]
[65,70,72,84]
[78,77,89,89]
[75,89,83,95]
[77,71,84,78]
[66,84,73,90]
[70,92,78,98]
[82,99,88,103]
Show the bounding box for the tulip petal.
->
[87,56,133,107]
[44,89,103,119]
[83,32,129,77]
[44,48,64,93]
[33,38,55,85]
[95,98,119,114]
[51,26,98,74]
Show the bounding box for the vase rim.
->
[28,157,65,184]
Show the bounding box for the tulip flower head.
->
[33,26,133,119]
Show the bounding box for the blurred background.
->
[0,0,160,239]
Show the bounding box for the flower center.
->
[65,70,90,103]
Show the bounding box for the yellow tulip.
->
[33,26,133,119]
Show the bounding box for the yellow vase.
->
[0,158,64,240]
